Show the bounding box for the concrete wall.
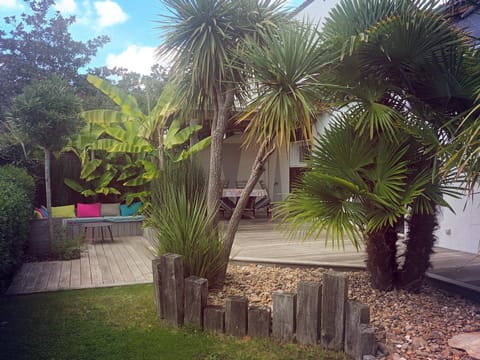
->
[436,189,480,254]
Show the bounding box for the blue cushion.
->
[120,202,142,216]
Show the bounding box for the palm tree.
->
[219,22,333,282]
[443,102,480,192]
[280,0,480,291]
[156,0,289,219]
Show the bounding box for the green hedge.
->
[0,165,34,293]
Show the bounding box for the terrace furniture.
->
[82,222,114,243]
[253,180,272,216]
[221,188,267,218]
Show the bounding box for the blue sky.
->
[0,0,316,75]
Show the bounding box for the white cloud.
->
[0,0,18,8]
[94,0,128,27]
[106,45,159,75]
[54,0,77,14]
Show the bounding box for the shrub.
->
[145,160,225,286]
[0,166,34,292]
[0,165,35,202]
[51,223,84,260]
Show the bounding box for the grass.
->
[0,284,346,360]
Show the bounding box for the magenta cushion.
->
[76,202,101,218]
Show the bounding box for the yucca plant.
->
[145,160,225,286]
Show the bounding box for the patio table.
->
[221,188,267,218]
[81,222,114,243]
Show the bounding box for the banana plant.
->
[64,75,211,201]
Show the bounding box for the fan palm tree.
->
[279,114,443,290]
[443,102,480,191]
[280,0,480,291]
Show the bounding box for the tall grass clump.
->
[145,160,225,286]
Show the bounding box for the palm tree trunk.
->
[366,227,398,291]
[398,209,438,292]
[206,84,234,221]
[215,140,276,286]
[44,148,54,249]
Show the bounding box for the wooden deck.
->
[6,219,480,297]
[7,236,154,295]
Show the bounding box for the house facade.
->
[197,113,330,202]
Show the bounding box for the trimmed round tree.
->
[8,77,83,242]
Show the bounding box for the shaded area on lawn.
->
[0,284,346,360]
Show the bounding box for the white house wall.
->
[294,0,339,23]
[196,134,289,201]
[436,189,480,254]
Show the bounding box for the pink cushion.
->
[76,203,101,218]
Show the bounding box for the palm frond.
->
[238,21,333,147]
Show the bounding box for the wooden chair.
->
[254,180,272,216]
[220,179,235,218]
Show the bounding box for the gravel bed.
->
[208,263,480,360]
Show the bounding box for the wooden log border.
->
[153,255,376,358]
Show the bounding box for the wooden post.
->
[321,270,348,351]
[152,258,163,319]
[360,324,376,358]
[225,296,248,337]
[248,306,271,338]
[204,305,225,334]
[161,254,184,326]
[184,276,208,329]
[272,291,297,342]
[296,281,322,345]
[345,300,373,360]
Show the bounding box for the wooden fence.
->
[152,254,376,360]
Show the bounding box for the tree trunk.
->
[215,140,276,286]
[366,227,398,291]
[157,126,165,171]
[398,209,438,292]
[44,148,54,249]
[206,85,233,221]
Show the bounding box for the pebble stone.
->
[208,264,480,360]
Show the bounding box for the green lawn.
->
[0,284,345,360]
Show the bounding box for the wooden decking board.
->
[58,261,71,289]
[87,244,103,286]
[112,241,135,283]
[102,242,124,283]
[80,251,92,287]
[95,243,113,284]
[117,243,144,281]
[112,241,136,283]
[23,262,41,293]
[129,236,155,269]
[124,243,150,279]
[46,261,62,291]
[70,258,81,288]
[33,262,52,292]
